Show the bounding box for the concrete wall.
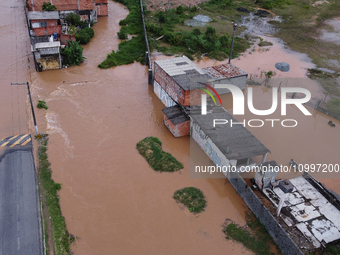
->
[35,54,60,70]
[212,75,247,95]
[154,62,185,105]
[153,80,177,108]
[60,34,76,46]
[33,25,62,36]
[96,3,108,16]
[190,119,230,167]
[164,115,190,137]
[227,171,304,255]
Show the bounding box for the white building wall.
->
[191,119,230,178]
[153,80,177,108]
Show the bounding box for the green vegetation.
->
[61,41,86,66]
[136,137,184,172]
[64,13,95,44]
[98,0,146,69]
[42,2,57,11]
[37,135,72,254]
[223,211,280,255]
[37,100,48,110]
[146,6,250,60]
[64,13,87,28]
[258,41,273,47]
[76,27,95,44]
[173,187,206,213]
[323,243,340,255]
[326,98,340,116]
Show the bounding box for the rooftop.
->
[263,172,340,249]
[28,11,59,20]
[162,105,190,125]
[190,106,270,160]
[203,63,248,79]
[35,41,61,49]
[155,56,211,91]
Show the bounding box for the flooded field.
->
[1,0,339,254]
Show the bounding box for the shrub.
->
[37,100,48,110]
[176,5,184,14]
[173,187,206,213]
[192,28,201,36]
[119,19,128,26]
[158,11,166,23]
[190,6,198,12]
[261,0,273,9]
[117,31,128,39]
[42,2,57,11]
[61,41,86,66]
[75,27,94,44]
[64,13,87,28]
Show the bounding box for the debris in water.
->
[275,62,290,72]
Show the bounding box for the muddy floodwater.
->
[29,2,251,255]
[1,0,340,254]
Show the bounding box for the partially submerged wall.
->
[227,171,304,255]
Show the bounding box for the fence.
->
[227,172,304,255]
[139,0,153,84]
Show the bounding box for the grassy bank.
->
[146,4,251,60]
[173,187,206,213]
[37,135,72,255]
[223,211,281,255]
[98,0,146,68]
[272,0,340,73]
[136,137,183,172]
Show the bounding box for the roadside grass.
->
[173,187,206,213]
[37,100,48,110]
[37,134,73,255]
[136,137,183,172]
[223,211,281,255]
[98,0,146,68]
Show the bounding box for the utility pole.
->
[228,22,240,64]
[11,82,40,138]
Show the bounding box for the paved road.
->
[0,139,42,255]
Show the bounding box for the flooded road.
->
[2,0,339,254]
[0,0,31,138]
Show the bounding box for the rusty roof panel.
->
[203,63,247,79]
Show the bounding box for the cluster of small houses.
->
[26,0,108,71]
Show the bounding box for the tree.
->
[61,41,86,66]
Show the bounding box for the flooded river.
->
[29,2,251,254]
[1,0,339,254]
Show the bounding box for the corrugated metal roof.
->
[203,63,247,79]
[162,105,190,125]
[155,56,206,77]
[190,106,270,160]
[35,41,60,49]
[28,11,59,20]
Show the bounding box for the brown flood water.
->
[2,0,339,254]
[29,2,250,254]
